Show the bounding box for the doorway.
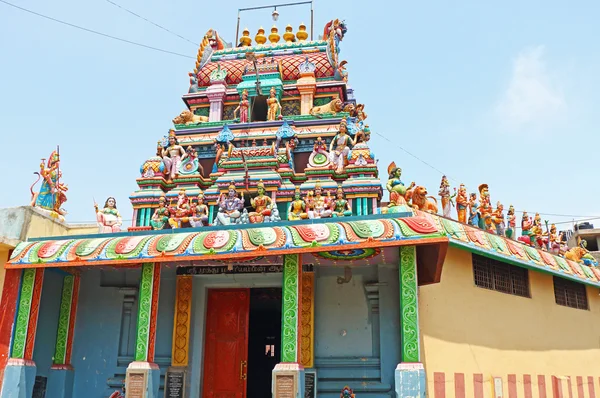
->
[202,287,282,398]
[251,95,268,121]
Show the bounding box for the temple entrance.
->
[251,95,268,121]
[202,287,282,398]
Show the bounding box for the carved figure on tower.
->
[189,192,209,227]
[519,212,534,246]
[266,87,281,121]
[332,188,352,217]
[491,201,505,236]
[477,184,493,231]
[335,60,348,82]
[172,110,209,125]
[29,150,68,217]
[150,197,170,230]
[386,162,415,206]
[162,130,186,182]
[309,183,333,219]
[506,205,516,239]
[249,180,272,223]
[468,193,479,227]
[288,188,308,221]
[329,119,353,174]
[234,89,250,123]
[215,182,245,226]
[168,189,193,229]
[355,104,367,123]
[438,176,455,218]
[455,184,468,224]
[308,136,331,168]
[549,224,565,255]
[95,197,122,233]
[310,97,343,117]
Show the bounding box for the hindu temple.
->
[1,16,600,398]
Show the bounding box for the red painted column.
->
[0,268,21,390]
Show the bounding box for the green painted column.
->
[134,263,161,362]
[52,274,80,366]
[281,254,301,363]
[399,245,420,363]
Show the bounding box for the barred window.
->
[553,276,588,310]
[472,254,530,297]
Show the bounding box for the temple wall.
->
[419,246,600,397]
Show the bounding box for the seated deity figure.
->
[328,119,353,174]
[332,188,352,217]
[309,183,333,219]
[150,196,170,230]
[249,180,272,223]
[386,162,415,206]
[215,182,244,226]
[288,188,308,221]
[95,197,122,233]
[168,189,193,229]
[162,130,186,182]
[304,190,316,218]
[308,136,331,168]
[189,192,209,227]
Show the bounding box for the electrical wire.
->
[0,0,194,59]
[104,0,198,47]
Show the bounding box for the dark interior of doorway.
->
[251,95,268,122]
[247,288,282,398]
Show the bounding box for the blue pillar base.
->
[395,362,426,398]
[125,362,160,398]
[272,363,304,398]
[0,358,37,398]
[47,365,74,398]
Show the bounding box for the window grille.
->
[553,276,588,310]
[472,254,530,297]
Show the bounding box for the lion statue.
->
[173,110,209,125]
[310,98,343,117]
[409,186,438,213]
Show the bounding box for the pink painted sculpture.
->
[95,197,122,233]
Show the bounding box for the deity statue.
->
[179,145,204,176]
[249,180,272,223]
[95,197,122,233]
[455,184,468,224]
[308,183,333,219]
[530,213,547,249]
[308,136,331,168]
[189,193,209,227]
[491,202,505,236]
[549,224,565,255]
[168,189,193,229]
[505,205,516,239]
[29,150,68,216]
[519,211,534,246]
[150,197,170,230]
[355,104,367,123]
[266,87,281,121]
[305,190,316,217]
[188,71,199,94]
[234,89,250,123]
[386,162,415,206]
[329,119,353,174]
[162,130,186,182]
[215,182,245,225]
[336,60,348,82]
[468,193,480,227]
[288,188,308,220]
[332,188,352,217]
[477,184,493,231]
[438,176,455,218]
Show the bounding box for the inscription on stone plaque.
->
[127,372,147,398]
[164,369,185,398]
[304,372,316,398]
[275,374,295,398]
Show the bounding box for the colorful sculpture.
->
[530,213,547,248]
[94,197,122,233]
[308,183,333,219]
[328,119,353,174]
[168,189,193,229]
[308,136,331,168]
[150,197,170,230]
[506,205,516,239]
[410,186,438,213]
[519,211,534,246]
[172,110,209,125]
[332,188,352,217]
[549,224,565,255]
[491,202,505,236]
[455,184,468,224]
[234,89,250,123]
[288,188,308,220]
[386,162,415,206]
[340,386,355,398]
[477,184,493,231]
[249,180,272,223]
[438,176,455,218]
[179,145,203,176]
[310,98,343,117]
[355,103,367,123]
[336,60,348,82]
[468,193,479,227]
[188,71,199,93]
[162,130,186,182]
[266,87,281,121]
[29,150,68,216]
[215,182,245,225]
[189,193,209,227]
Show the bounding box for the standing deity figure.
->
[150,196,170,230]
[332,188,352,217]
[215,182,244,225]
[386,162,415,206]
[309,183,333,219]
[531,213,548,248]
[162,130,186,182]
[29,150,68,215]
[95,197,122,233]
[549,224,565,255]
[249,180,272,223]
[234,89,250,123]
[355,104,367,123]
[505,205,516,239]
[520,211,534,246]
[168,189,193,229]
[468,193,480,227]
[308,136,331,168]
[288,188,308,220]
[189,192,209,227]
[266,87,281,121]
[328,119,353,174]
[477,184,493,231]
[491,202,505,236]
[438,175,455,218]
[455,184,468,224]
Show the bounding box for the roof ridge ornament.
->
[209,63,228,83]
[215,124,235,144]
[298,56,316,74]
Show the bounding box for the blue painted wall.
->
[377,265,401,387]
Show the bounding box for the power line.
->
[0,0,194,59]
[104,0,198,47]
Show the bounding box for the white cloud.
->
[495,46,566,131]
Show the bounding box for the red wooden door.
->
[202,289,250,398]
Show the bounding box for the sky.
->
[1,0,599,231]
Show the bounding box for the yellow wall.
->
[0,249,8,300]
[24,212,97,239]
[419,246,600,397]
